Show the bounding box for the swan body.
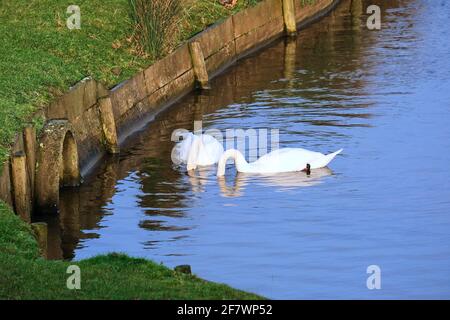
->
[217,148,343,176]
[173,133,224,170]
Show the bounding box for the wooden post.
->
[11,152,31,222]
[98,96,120,154]
[282,0,297,36]
[31,222,48,258]
[0,158,14,208]
[23,126,36,200]
[189,41,210,90]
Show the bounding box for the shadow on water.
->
[36,0,450,298]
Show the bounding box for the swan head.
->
[187,162,197,171]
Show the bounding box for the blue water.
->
[48,0,450,299]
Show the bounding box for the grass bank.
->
[0,0,262,299]
[0,203,262,299]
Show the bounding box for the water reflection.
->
[216,168,333,197]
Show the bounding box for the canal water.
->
[41,0,450,298]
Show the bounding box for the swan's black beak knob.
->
[305,163,311,176]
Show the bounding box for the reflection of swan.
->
[217,148,343,176]
[217,168,333,197]
[256,167,333,188]
[186,166,212,193]
[172,133,224,170]
[217,174,246,198]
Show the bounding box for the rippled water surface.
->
[41,0,450,298]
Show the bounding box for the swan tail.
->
[310,149,343,169]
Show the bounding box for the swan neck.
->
[217,149,247,176]
[186,135,202,170]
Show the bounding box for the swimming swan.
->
[216,148,343,176]
[172,133,224,170]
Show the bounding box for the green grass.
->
[0,0,260,171]
[0,0,264,299]
[129,0,182,59]
[0,203,263,299]
[179,0,260,40]
[0,0,148,171]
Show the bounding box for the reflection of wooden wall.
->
[295,0,336,28]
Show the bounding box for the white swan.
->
[172,132,224,170]
[217,148,343,176]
